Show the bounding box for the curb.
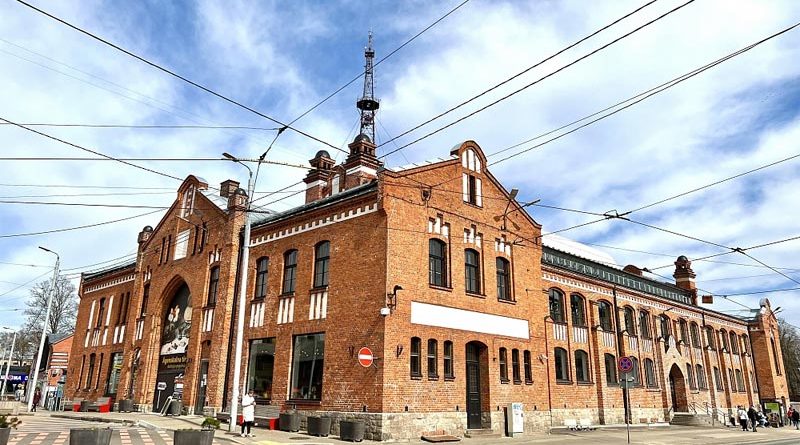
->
[51,414,136,426]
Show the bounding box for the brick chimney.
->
[227,187,248,212]
[304,150,335,203]
[137,225,153,246]
[673,255,698,304]
[220,179,240,198]
[342,134,382,190]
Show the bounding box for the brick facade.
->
[65,140,790,439]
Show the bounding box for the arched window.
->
[686,363,696,389]
[427,339,438,378]
[644,359,656,387]
[696,364,706,389]
[499,347,509,382]
[679,319,689,344]
[313,241,330,288]
[207,266,220,305]
[659,315,671,339]
[630,356,640,385]
[705,327,716,350]
[713,367,723,391]
[523,350,532,384]
[575,350,590,383]
[86,353,96,389]
[720,329,729,351]
[443,341,454,379]
[512,349,521,383]
[729,332,739,354]
[771,338,782,375]
[604,353,617,384]
[690,322,700,348]
[638,310,651,339]
[410,337,421,377]
[735,369,745,391]
[728,369,735,391]
[549,289,565,323]
[464,249,481,294]
[554,347,569,381]
[623,307,636,335]
[429,239,447,287]
[254,257,268,299]
[598,301,613,331]
[496,258,511,301]
[570,294,586,327]
[282,249,298,294]
[741,335,750,355]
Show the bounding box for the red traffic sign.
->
[618,356,633,373]
[358,347,374,368]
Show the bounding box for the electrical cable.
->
[0,122,280,131]
[0,209,162,239]
[0,156,310,169]
[0,269,53,298]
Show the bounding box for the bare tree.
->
[23,275,77,336]
[0,329,37,367]
[779,318,800,401]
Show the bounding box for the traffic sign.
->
[358,347,374,368]
[618,356,633,373]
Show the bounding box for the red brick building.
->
[66,139,790,439]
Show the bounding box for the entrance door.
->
[465,342,482,429]
[668,364,688,412]
[153,371,178,412]
[195,360,209,414]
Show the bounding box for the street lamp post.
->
[223,152,255,433]
[28,246,59,412]
[0,327,16,398]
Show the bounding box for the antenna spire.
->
[356,31,379,143]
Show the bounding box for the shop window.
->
[496,258,512,301]
[598,301,613,331]
[410,337,421,377]
[549,288,565,323]
[254,257,268,299]
[570,294,586,327]
[427,339,438,379]
[624,307,636,335]
[464,249,481,294]
[313,241,330,288]
[604,353,617,384]
[523,350,532,384]
[644,359,656,388]
[105,353,123,396]
[429,239,447,287]
[499,348,509,382]
[554,347,569,382]
[289,333,324,401]
[207,267,219,305]
[443,341,454,379]
[638,310,651,339]
[282,250,297,294]
[247,338,275,401]
[512,349,521,384]
[575,350,589,383]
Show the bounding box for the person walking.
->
[747,406,758,432]
[792,407,800,430]
[737,406,748,432]
[32,388,41,412]
[240,389,256,438]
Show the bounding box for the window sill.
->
[428,375,439,381]
[577,381,593,386]
[646,387,661,392]
[203,304,216,309]
[311,285,329,292]
[497,298,516,305]
[279,292,295,298]
[286,399,321,407]
[463,201,483,209]
[513,380,522,385]
[500,379,510,384]
[250,297,265,303]
[524,380,533,385]
[410,375,422,380]
[556,380,572,385]
[444,376,455,382]
[429,284,452,292]
[466,291,484,298]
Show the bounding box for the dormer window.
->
[181,184,195,217]
[461,148,483,207]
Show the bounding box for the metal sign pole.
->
[624,372,630,445]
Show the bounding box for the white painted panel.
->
[467,149,475,171]
[309,294,316,320]
[88,300,96,329]
[105,295,114,326]
[476,178,482,207]
[410,302,529,339]
[462,174,469,201]
[174,229,190,259]
[321,292,328,319]
[461,152,468,168]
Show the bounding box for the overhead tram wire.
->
[0,183,305,194]
[377,0,659,152]
[14,0,345,154]
[0,261,49,268]
[0,191,174,199]
[0,209,162,239]
[379,0,694,158]
[0,157,311,170]
[0,269,53,298]
[0,123,281,131]
[287,0,473,126]
[0,200,171,209]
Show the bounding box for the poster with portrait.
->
[160,284,192,357]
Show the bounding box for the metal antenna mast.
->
[356,32,379,143]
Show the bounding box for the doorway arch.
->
[668,364,688,412]
[465,341,490,429]
[152,282,192,412]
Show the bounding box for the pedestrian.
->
[14,385,21,401]
[240,389,256,438]
[792,407,800,430]
[737,406,748,431]
[32,388,41,412]
[747,406,757,432]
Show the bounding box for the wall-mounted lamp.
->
[396,345,404,357]
[385,285,403,314]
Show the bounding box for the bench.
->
[87,397,112,413]
[564,419,578,431]
[67,398,83,412]
[217,404,281,429]
[578,419,596,431]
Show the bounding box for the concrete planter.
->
[118,399,134,413]
[340,420,365,442]
[279,412,299,432]
[168,400,182,416]
[79,401,91,412]
[307,416,331,437]
[0,428,10,445]
[174,430,214,445]
[69,428,112,445]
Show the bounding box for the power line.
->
[0,156,311,169]
[0,183,305,194]
[0,200,169,209]
[0,269,52,298]
[0,191,173,199]
[14,0,345,154]
[0,261,49,268]
[736,251,800,287]
[378,0,659,151]
[0,122,280,131]
[288,0,473,126]
[0,209,162,239]
[379,0,695,157]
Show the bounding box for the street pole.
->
[624,373,631,444]
[28,246,59,412]
[224,153,254,433]
[1,328,16,398]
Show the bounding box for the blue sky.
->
[2,0,800,331]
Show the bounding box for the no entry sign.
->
[618,356,633,373]
[358,347,374,368]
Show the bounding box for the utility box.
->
[505,402,524,437]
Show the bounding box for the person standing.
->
[747,406,757,432]
[240,389,256,438]
[32,388,41,412]
[792,407,800,430]
[737,406,748,432]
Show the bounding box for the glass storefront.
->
[106,352,123,395]
[247,338,275,401]
[290,333,325,401]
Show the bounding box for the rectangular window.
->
[160,237,166,264]
[166,235,172,262]
[687,364,696,389]
[444,341,454,379]
[314,242,330,288]
[140,284,149,317]
[282,250,297,294]
[96,298,106,328]
[427,339,438,379]
[289,333,324,401]
[247,338,275,401]
[174,229,190,260]
[714,367,723,391]
[496,258,512,301]
[523,350,532,384]
[499,348,509,382]
[729,369,735,392]
[105,353,123,395]
[95,353,104,389]
[604,354,617,384]
[207,267,220,305]
[255,258,268,299]
[410,338,421,377]
[512,349,521,384]
[735,369,745,392]
[85,355,95,389]
[199,223,207,253]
